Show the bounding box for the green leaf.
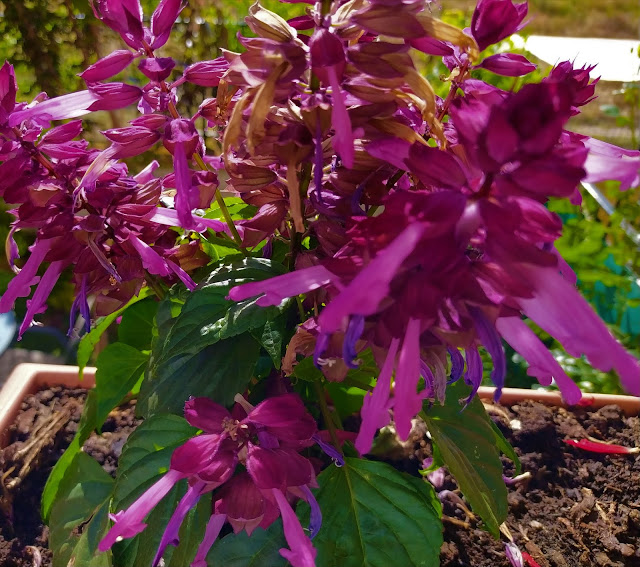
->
[251,314,288,369]
[139,259,287,417]
[291,356,323,382]
[42,389,99,521]
[117,296,158,350]
[139,332,261,417]
[158,258,289,361]
[94,342,149,426]
[421,380,507,537]
[298,458,442,567]
[206,522,288,567]
[76,289,152,375]
[111,415,200,567]
[326,350,379,418]
[49,452,114,567]
[489,420,521,475]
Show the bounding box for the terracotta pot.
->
[0,363,96,447]
[478,386,640,416]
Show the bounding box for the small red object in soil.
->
[563,438,640,454]
[522,551,543,567]
[576,396,595,407]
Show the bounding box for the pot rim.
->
[478,386,640,416]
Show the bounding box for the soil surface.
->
[0,387,139,567]
[1,389,639,567]
[435,401,640,567]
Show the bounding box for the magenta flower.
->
[471,0,528,52]
[91,0,183,50]
[99,394,322,567]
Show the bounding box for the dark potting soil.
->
[0,387,140,567]
[0,389,639,567]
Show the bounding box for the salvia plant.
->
[1,0,639,565]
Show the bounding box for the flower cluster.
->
[226,0,640,455]
[0,0,234,337]
[99,394,321,567]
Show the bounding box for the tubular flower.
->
[99,394,322,567]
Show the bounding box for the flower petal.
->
[152,481,206,567]
[272,489,317,567]
[190,513,226,567]
[496,316,582,404]
[394,318,423,440]
[99,469,184,552]
[184,397,231,433]
[228,265,335,307]
[318,223,425,334]
[355,338,399,455]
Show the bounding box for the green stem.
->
[313,380,343,455]
[144,272,167,300]
[296,296,306,321]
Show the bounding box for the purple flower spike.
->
[19,260,66,339]
[183,58,229,87]
[309,29,354,168]
[91,0,144,49]
[463,347,483,406]
[138,57,176,83]
[312,433,345,467]
[470,307,506,400]
[151,0,185,49]
[355,338,400,455]
[297,485,322,539]
[228,265,336,307]
[343,315,365,368]
[171,142,201,232]
[0,239,52,314]
[88,82,143,111]
[103,126,160,158]
[272,489,317,567]
[68,274,91,336]
[5,226,20,273]
[516,265,640,397]
[0,61,17,123]
[447,347,465,384]
[318,224,425,334]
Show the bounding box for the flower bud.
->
[183,58,229,87]
[138,57,176,82]
[79,50,135,83]
[245,2,297,42]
